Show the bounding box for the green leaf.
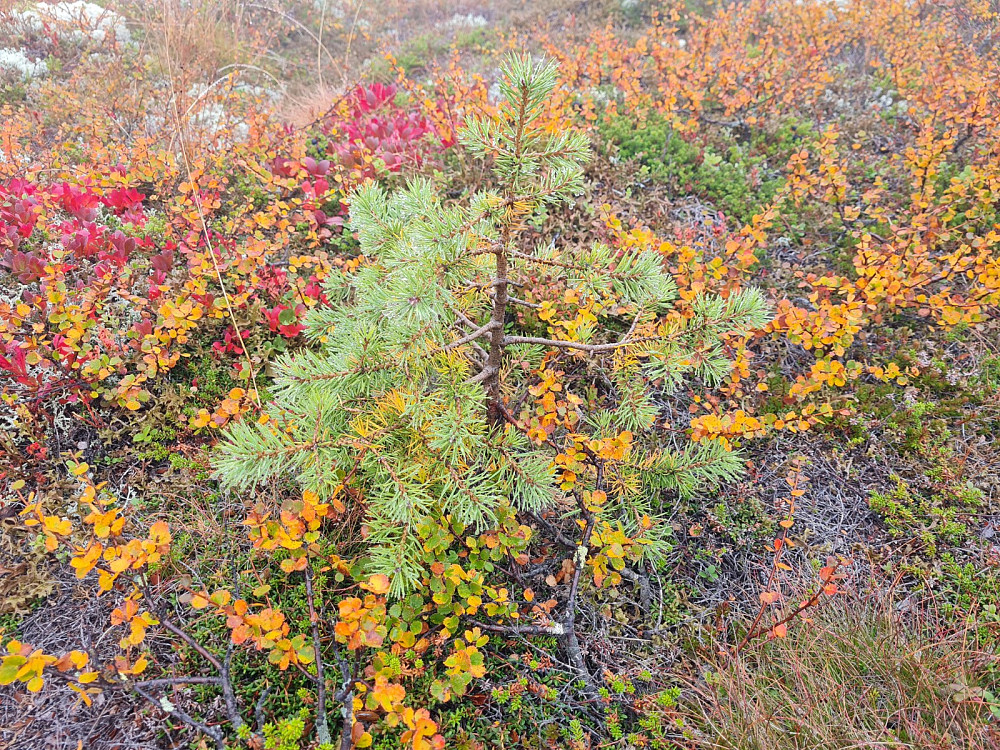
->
[450,671,473,694]
[0,657,27,685]
[430,678,451,702]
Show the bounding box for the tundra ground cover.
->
[1,1,998,749]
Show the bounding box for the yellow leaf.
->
[189,593,211,609]
[361,574,390,595]
[148,521,171,545]
[69,682,93,707]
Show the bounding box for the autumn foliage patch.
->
[2,1,1000,749]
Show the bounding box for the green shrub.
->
[599,111,795,224]
[868,476,973,556]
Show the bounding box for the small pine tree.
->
[215,54,769,596]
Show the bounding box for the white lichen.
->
[438,13,488,29]
[312,0,347,20]
[182,83,251,143]
[14,2,131,46]
[0,47,47,79]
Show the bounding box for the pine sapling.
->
[215,55,770,689]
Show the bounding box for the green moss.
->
[980,356,1000,389]
[132,423,178,462]
[170,350,243,405]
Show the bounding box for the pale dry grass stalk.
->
[158,0,263,407]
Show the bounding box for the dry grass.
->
[686,601,1000,750]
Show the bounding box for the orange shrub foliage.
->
[513,0,1000,443]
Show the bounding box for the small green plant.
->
[132,424,177,462]
[261,706,309,750]
[656,686,682,708]
[868,476,972,556]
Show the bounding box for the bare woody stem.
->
[483,75,531,423]
[502,334,637,353]
[305,561,332,747]
[136,603,259,747]
[562,512,598,696]
[485,256,509,425]
[505,309,646,354]
[442,320,500,352]
[330,638,354,750]
[133,684,226,750]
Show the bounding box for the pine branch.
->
[502,334,638,353]
[441,320,500,351]
[467,365,498,384]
